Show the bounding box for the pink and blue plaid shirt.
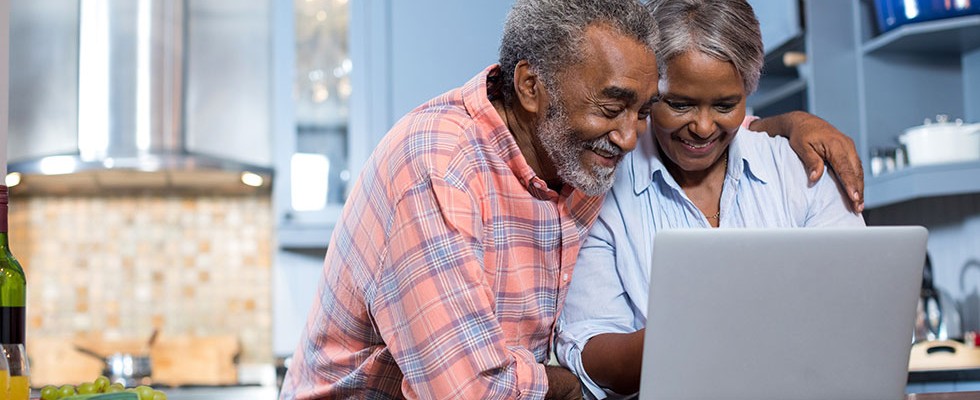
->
[280,65,604,399]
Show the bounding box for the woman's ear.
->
[513,60,546,115]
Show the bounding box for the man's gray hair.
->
[647,0,764,94]
[498,0,659,104]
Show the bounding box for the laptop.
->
[639,226,928,400]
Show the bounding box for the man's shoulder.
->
[374,98,497,192]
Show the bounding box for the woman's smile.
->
[677,135,720,155]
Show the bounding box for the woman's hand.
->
[751,111,865,213]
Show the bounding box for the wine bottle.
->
[0,185,26,345]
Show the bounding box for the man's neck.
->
[492,99,559,185]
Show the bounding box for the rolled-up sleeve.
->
[556,214,637,400]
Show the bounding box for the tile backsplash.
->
[8,193,273,363]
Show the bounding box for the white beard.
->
[536,101,622,196]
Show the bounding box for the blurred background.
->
[2,0,980,397]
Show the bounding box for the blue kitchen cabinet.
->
[753,0,980,209]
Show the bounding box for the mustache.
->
[586,135,624,158]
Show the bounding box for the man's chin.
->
[562,168,616,196]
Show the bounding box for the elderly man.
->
[280,0,863,399]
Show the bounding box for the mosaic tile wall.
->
[7,194,273,363]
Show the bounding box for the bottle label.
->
[0,306,25,344]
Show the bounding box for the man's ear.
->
[513,60,546,115]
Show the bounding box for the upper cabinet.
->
[747,0,808,118]
[273,0,353,249]
[273,0,513,248]
[753,0,980,209]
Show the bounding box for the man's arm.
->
[372,176,550,399]
[749,111,865,213]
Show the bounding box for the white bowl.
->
[898,121,980,166]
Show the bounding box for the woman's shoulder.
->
[736,128,807,177]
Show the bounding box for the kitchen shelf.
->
[749,33,806,117]
[277,225,334,249]
[863,15,980,55]
[865,161,980,209]
[748,78,806,111]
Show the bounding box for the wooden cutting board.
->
[150,334,240,386]
[909,340,980,371]
[28,334,240,387]
[28,337,105,387]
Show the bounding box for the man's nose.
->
[609,118,641,153]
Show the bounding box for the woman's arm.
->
[581,329,646,396]
[749,111,864,213]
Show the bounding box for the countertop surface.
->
[909,367,980,383]
[908,391,980,399]
[161,384,279,400]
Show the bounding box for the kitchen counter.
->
[159,363,279,399]
[910,368,980,383]
[162,384,279,400]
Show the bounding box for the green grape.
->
[151,389,167,400]
[135,385,155,400]
[58,384,77,398]
[40,385,61,400]
[94,376,111,392]
[77,382,98,394]
[106,382,126,393]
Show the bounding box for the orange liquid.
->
[7,375,29,400]
[0,373,7,400]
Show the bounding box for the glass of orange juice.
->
[0,348,9,399]
[2,344,29,400]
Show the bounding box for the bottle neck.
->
[0,202,7,234]
[0,203,7,248]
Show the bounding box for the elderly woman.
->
[554,0,866,398]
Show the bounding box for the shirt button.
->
[562,273,569,282]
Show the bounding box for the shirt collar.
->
[631,126,771,195]
[462,64,563,201]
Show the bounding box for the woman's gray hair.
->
[498,0,659,104]
[647,0,764,94]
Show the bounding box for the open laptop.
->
[639,226,928,400]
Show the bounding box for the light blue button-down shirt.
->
[555,128,866,399]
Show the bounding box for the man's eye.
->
[602,106,625,118]
[638,108,651,120]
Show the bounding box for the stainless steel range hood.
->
[8,0,273,194]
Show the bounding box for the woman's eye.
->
[665,100,691,111]
[715,103,737,113]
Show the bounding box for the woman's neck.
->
[659,144,729,227]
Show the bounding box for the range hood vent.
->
[8,0,273,194]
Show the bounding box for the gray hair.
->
[647,0,764,94]
[498,0,659,104]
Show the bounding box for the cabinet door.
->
[749,0,803,53]
[747,0,808,117]
[274,0,352,249]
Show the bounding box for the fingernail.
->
[809,170,818,180]
[852,190,860,200]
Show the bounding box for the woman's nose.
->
[688,111,715,139]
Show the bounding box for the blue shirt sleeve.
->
[556,191,645,400]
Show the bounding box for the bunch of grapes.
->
[38,376,167,400]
